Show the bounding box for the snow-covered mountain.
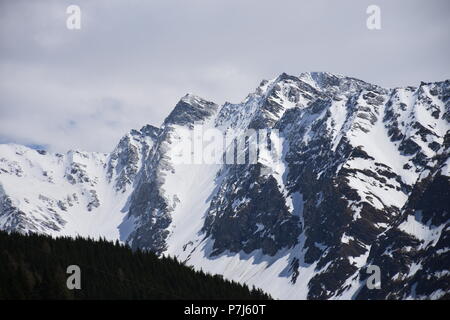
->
[1,72,449,299]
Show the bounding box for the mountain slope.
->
[1,72,449,299]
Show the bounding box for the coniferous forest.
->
[0,231,271,300]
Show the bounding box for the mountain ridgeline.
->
[0,72,449,299]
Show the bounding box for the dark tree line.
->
[0,231,270,300]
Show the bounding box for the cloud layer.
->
[1,0,449,152]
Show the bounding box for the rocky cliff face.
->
[1,72,449,299]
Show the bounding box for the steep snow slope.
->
[0,125,159,240]
[1,73,449,300]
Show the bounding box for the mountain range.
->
[1,72,449,299]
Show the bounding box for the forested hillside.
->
[0,231,270,300]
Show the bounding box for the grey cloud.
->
[0,0,449,152]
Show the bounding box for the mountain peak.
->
[180,93,210,105]
[163,94,218,126]
[130,124,160,139]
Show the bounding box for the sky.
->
[0,0,449,152]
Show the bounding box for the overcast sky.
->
[0,0,449,152]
